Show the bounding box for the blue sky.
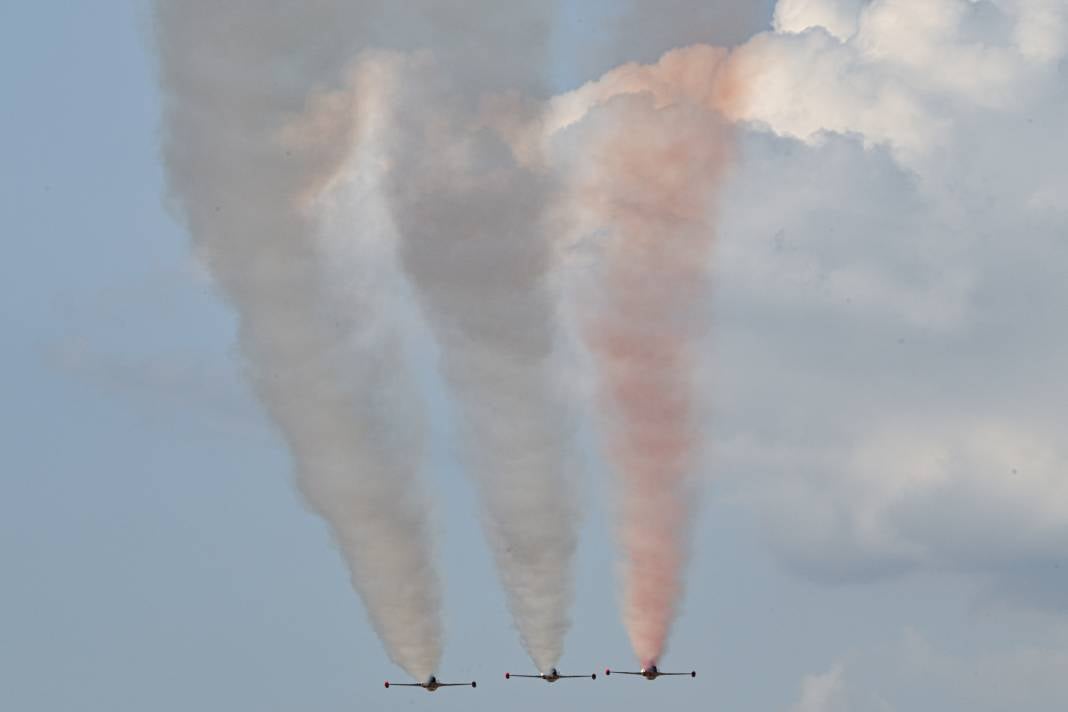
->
[4,2,1067,711]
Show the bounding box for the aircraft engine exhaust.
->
[154,1,445,681]
[547,44,748,665]
[379,41,580,673]
[156,0,756,682]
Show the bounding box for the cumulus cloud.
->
[794,661,850,712]
[791,662,851,712]
[897,626,1068,709]
[774,0,865,41]
[706,0,1068,599]
[732,0,1068,159]
[810,626,1068,711]
[793,624,1068,712]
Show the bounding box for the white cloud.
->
[703,0,1068,599]
[716,129,976,331]
[860,627,1068,711]
[792,662,850,712]
[789,661,898,712]
[774,0,865,41]
[793,626,1068,712]
[733,0,1068,161]
[1008,0,1068,62]
[746,417,1068,578]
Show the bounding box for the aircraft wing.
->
[558,674,597,679]
[436,682,477,688]
[605,669,644,676]
[505,673,542,679]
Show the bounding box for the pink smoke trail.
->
[556,47,746,665]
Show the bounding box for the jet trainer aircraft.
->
[384,676,477,692]
[604,665,696,680]
[505,668,597,683]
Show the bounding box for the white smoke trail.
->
[379,48,580,673]
[156,0,582,676]
[154,3,441,679]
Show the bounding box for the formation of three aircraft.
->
[385,665,696,692]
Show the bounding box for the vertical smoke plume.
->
[548,46,745,666]
[156,0,581,677]
[378,23,580,671]
[156,0,752,678]
[154,2,443,679]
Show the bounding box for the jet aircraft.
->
[384,676,476,692]
[604,665,695,680]
[505,668,596,683]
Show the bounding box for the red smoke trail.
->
[571,49,745,666]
